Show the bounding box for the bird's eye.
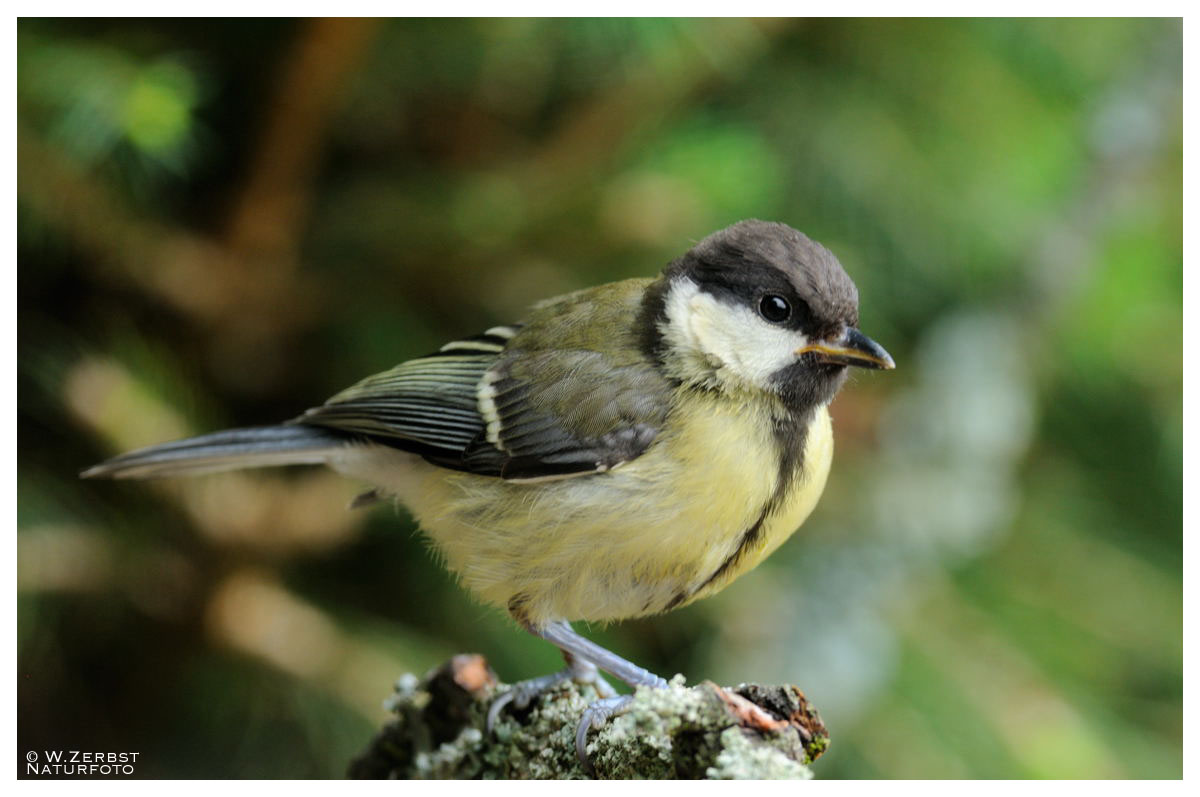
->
[758,295,791,323]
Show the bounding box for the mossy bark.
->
[348,654,829,780]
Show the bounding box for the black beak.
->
[795,327,896,370]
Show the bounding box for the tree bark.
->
[348,654,829,780]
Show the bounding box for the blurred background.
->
[17,18,1181,779]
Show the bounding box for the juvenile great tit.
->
[83,219,894,770]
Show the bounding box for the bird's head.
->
[651,220,894,409]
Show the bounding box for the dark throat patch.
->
[670,404,815,608]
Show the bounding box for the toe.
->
[575,695,635,778]
[487,669,576,733]
[486,690,516,734]
[592,676,618,700]
[576,716,596,776]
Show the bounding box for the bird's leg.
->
[536,620,670,776]
[538,620,668,691]
[486,649,616,733]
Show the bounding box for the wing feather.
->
[293,280,672,481]
[297,350,495,452]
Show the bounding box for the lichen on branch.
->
[348,654,829,780]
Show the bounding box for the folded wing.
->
[299,282,673,481]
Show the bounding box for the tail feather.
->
[81,425,351,480]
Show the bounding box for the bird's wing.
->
[464,346,671,481]
[464,278,673,481]
[294,327,515,466]
[297,279,673,481]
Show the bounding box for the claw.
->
[486,669,572,733]
[485,689,517,734]
[487,660,619,735]
[576,694,635,778]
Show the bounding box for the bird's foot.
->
[486,657,616,734]
[575,693,639,777]
[530,620,673,777]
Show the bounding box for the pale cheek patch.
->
[663,278,806,390]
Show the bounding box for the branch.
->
[224,18,380,264]
[348,654,829,780]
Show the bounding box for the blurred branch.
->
[422,19,798,312]
[349,654,828,780]
[224,18,380,268]
[17,121,224,317]
[205,569,431,718]
[525,20,789,200]
[18,19,379,339]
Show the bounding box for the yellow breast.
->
[362,398,835,626]
[678,401,834,606]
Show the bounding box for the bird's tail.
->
[80,425,351,480]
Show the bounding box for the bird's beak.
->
[796,327,896,370]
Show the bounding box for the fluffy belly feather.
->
[334,400,834,626]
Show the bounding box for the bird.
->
[82,219,894,773]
